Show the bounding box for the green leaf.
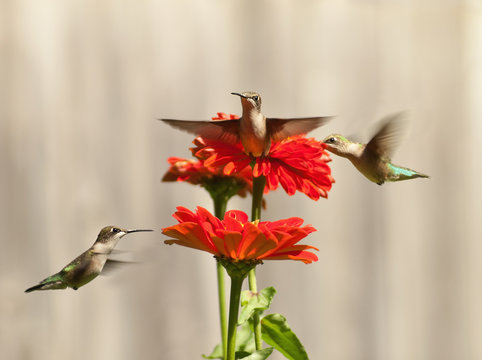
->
[202,343,222,359]
[261,314,309,360]
[203,322,256,359]
[237,348,274,359]
[239,287,277,325]
[235,351,251,359]
[236,321,256,353]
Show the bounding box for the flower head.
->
[192,135,334,200]
[162,113,253,200]
[162,156,254,200]
[162,206,318,264]
[162,157,214,184]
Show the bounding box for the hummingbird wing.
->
[161,119,240,144]
[365,112,406,159]
[101,259,138,275]
[266,116,333,142]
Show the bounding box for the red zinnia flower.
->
[162,206,318,264]
[162,157,213,184]
[162,112,254,195]
[191,135,334,200]
[162,156,255,199]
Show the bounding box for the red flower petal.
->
[192,134,334,200]
[162,206,318,263]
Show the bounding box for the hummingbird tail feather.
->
[388,164,429,182]
[24,280,67,293]
[25,284,44,293]
[416,170,429,179]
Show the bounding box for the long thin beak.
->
[126,229,153,234]
[231,92,247,99]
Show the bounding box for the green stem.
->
[226,275,244,360]
[214,195,228,219]
[249,268,263,350]
[216,262,228,358]
[213,196,228,359]
[249,173,266,351]
[251,175,266,221]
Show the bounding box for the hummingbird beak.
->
[126,229,154,234]
[231,92,247,99]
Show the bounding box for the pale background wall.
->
[1,1,481,359]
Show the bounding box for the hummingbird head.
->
[95,226,153,244]
[231,91,262,112]
[93,226,153,254]
[323,134,354,157]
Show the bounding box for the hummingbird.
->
[322,113,429,185]
[161,91,333,157]
[25,226,152,292]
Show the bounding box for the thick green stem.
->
[251,175,266,221]
[249,173,266,351]
[213,196,228,359]
[226,276,244,360]
[214,195,228,219]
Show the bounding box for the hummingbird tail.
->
[24,280,67,293]
[25,284,45,293]
[388,164,429,182]
[401,168,429,180]
[414,172,429,179]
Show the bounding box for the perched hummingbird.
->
[161,91,332,157]
[25,226,152,292]
[323,113,429,185]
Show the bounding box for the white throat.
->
[92,238,121,254]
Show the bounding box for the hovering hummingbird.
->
[25,226,152,292]
[161,91,333,157]
[323,113,429,185]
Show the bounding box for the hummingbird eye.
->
[252,95,259,102]
[327,137,336,144]
[112,227,121,233]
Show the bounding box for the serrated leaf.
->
[238,347,274,359]
[239,287,277,325]
[261,314,309,360]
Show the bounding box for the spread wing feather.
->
[161,119,240,144]
[267,116,333,142]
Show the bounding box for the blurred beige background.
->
[1,1,481,359]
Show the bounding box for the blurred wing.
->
[366,112,406,159]
[267,116,333,142]
[161,119,240,144]
[101,259,138,276]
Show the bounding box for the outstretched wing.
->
[267,116,333,142]
[366,112,406,159]
[161,119,240,144]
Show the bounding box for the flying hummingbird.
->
[161,91,333,157]
[25,226,152,292]
[322,113,429,185]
